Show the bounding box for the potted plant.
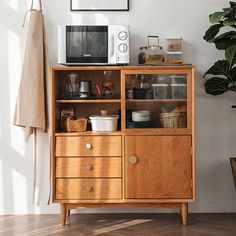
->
[203,1,236,96]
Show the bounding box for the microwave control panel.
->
[116,25,129,64]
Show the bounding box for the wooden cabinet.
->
[51,65,195,226]
[125,136,192,199]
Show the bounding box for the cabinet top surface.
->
[51,65,194,71]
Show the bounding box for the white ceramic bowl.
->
[132,110,150,117]
[89,115,119,131]
[132,115,150,122]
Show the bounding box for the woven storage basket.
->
[64,117,87,132]
[160,112,187,128]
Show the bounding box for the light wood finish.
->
[55,131,122,136]
[125,136,192,199]
[56,157,122,178]
[56,178,122,200]
[60,203,67,226]
[1,214,236,235]
[66,203,182,209]
[54,198,195,204]
[181,203,188,225]
[52,65,194,71]
[56,99,121,103]
[56,136,122,157]
[51,66,195,226]
[126,99,187,103]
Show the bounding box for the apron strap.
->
[31,0,43,10]
[23,0,43,27]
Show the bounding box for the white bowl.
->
[132,110,150,117]
[132,115,150,122]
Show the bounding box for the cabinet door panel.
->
[125,136,192,199]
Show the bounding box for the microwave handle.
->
[109,35,115,57]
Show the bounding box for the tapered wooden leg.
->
[61,203,67,226]
[67,209,71,217]
[181,203,188,226]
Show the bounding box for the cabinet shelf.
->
[56,99,121,104]
[55,131,122,136]
[126,99,187,103]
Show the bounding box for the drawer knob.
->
[86,165,93,171]
[87,186,93,192]
[85,143,93,149]
[129,155,138,165]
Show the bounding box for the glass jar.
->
[166,38,182,52]
[138,46,147,64]
[66,73,79,98]
[102,70,114,98]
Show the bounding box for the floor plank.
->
[0,213,235,236]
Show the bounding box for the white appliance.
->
[58,25,130,65]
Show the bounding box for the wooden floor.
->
[0,213,236,236]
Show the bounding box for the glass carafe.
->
[145,36,164,64]
[66,73,79,98]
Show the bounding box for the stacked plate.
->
[132,111,150,122]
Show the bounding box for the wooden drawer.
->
[56,157,122,178]
[56,178,122,199]
[56,136,122,157]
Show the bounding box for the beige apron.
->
[14,0,51,204]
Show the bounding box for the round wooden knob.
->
[87,186,93,192]
[85,143,92,149]
[129,156,138,165]
[86,165,93,171]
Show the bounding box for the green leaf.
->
[225,45,236,68]
[203,24,222,42]
[223,19,236,26]
[204,77,230,95]
[229,66,236,81]
[209,12,225,24]
[212,31,236,50]
[204,60,230,78]
[230,1,236,8]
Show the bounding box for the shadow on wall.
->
[0,0,52,215]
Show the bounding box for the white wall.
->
[0,0,236,215]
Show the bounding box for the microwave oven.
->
[58,25,130,65]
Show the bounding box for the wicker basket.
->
[64,117,87,132]
[160,112,187,128]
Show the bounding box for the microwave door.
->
[66,26,108,64]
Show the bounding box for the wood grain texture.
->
[66,203,182,209]
[1,214,235,235]
[56,178,122,200]
[56,157,122,178]
[60,203,67,226]
[181,203,188,226]
[51,66,196,226]
[56,136,122,157]
[125,136,192,199]
[52,65,194,71]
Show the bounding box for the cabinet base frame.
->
[60,203,188,226]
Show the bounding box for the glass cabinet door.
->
[123,72,191,130]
